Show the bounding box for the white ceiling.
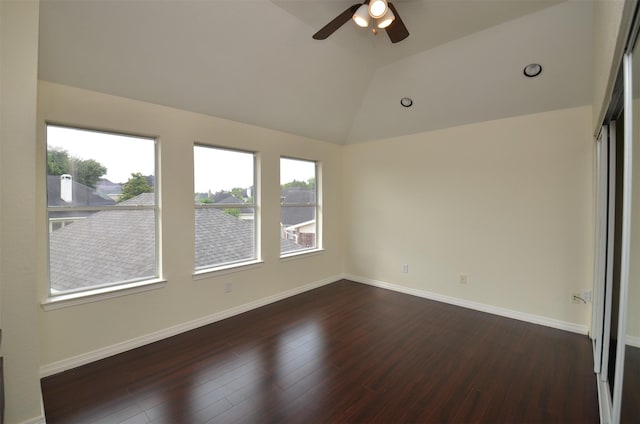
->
[38,0,593,144]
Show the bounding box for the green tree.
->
[281,177,315,190]
[47,148,71,175]
[230,187,247,202]
[119,172,153,202]
[47,148,107,188]
[75,159,107,189]
[223,208,240,218]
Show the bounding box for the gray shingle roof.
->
[49,194,301,292]
[196,207,300,267]
[195,208,254,269]
[49,208,156,292]
[48,175,118,220]
[47,175,116,207]
[211,192,243,204]
[280,188,316,226]
[119,192,155,206]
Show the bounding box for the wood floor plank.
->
[621,345,640,423]
[41,280,599,423]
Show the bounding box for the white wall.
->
[27,0,636,397]
[0,0,45,422]
[37,81,344,369]
[35,86,600,378]
[343,106,594,330]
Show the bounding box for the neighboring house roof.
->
[281,237,301,253]
[96,178,123,196]
[120,192,155,206]
[49,208,156,292]
[195,207,253,269]
[284,219,316,231]
[195,192,245,204]
[211,192,244,204]
[282,187,315,204]
[196,206,299,267]
[280,188,316,226]
[49,193,300,292]
[47,175,116,207]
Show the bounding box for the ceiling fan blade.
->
[313,4,361,40]
[385,3,409,43]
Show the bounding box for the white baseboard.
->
[19,415,45,424]
[19,417,46,424]
[40,275,342,377]
[345,274,589,335]
[40,273,590,377]
[19,413,46,424]
[627,334,640,348]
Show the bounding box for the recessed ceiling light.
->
[523,63,542,78]
[400,97,413,107]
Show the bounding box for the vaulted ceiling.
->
[38,0,592,144]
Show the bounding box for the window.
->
[194,145,257,271]
[46,125,158,296]
[280,157,319,255]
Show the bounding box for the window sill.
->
[280,248,324,262]
[193,260,264,280]
[41,278,166,311]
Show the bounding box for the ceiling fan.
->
[313,0,409,43]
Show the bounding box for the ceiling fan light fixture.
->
[313,0,408,43]
[369,0,388,19]
[376,8,395,29]
[353,4,371,27]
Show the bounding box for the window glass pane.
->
[194,146,254,203]
[195,207,255,269]
[49,209,157,294]
[280,158,316,203]
[281,206,316,253]
[46,125,157,295]
[194,146,256,269]
[280,158,317,254]
[47,126,155,206]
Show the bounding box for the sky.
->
[47,125,155,184]
[48,126,316,193]
[193,147,315,193]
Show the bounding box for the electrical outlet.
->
[570,291,592,304]
[571,293,586,304]
[224,282,233,293]
[402,264,409,274]
[459,273,467,285]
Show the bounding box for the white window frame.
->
[280,157,321,258]
[193,144,259,274]
[45,124,161,300]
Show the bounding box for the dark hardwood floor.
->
[41,280,598,423]
[622,345,640,423]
